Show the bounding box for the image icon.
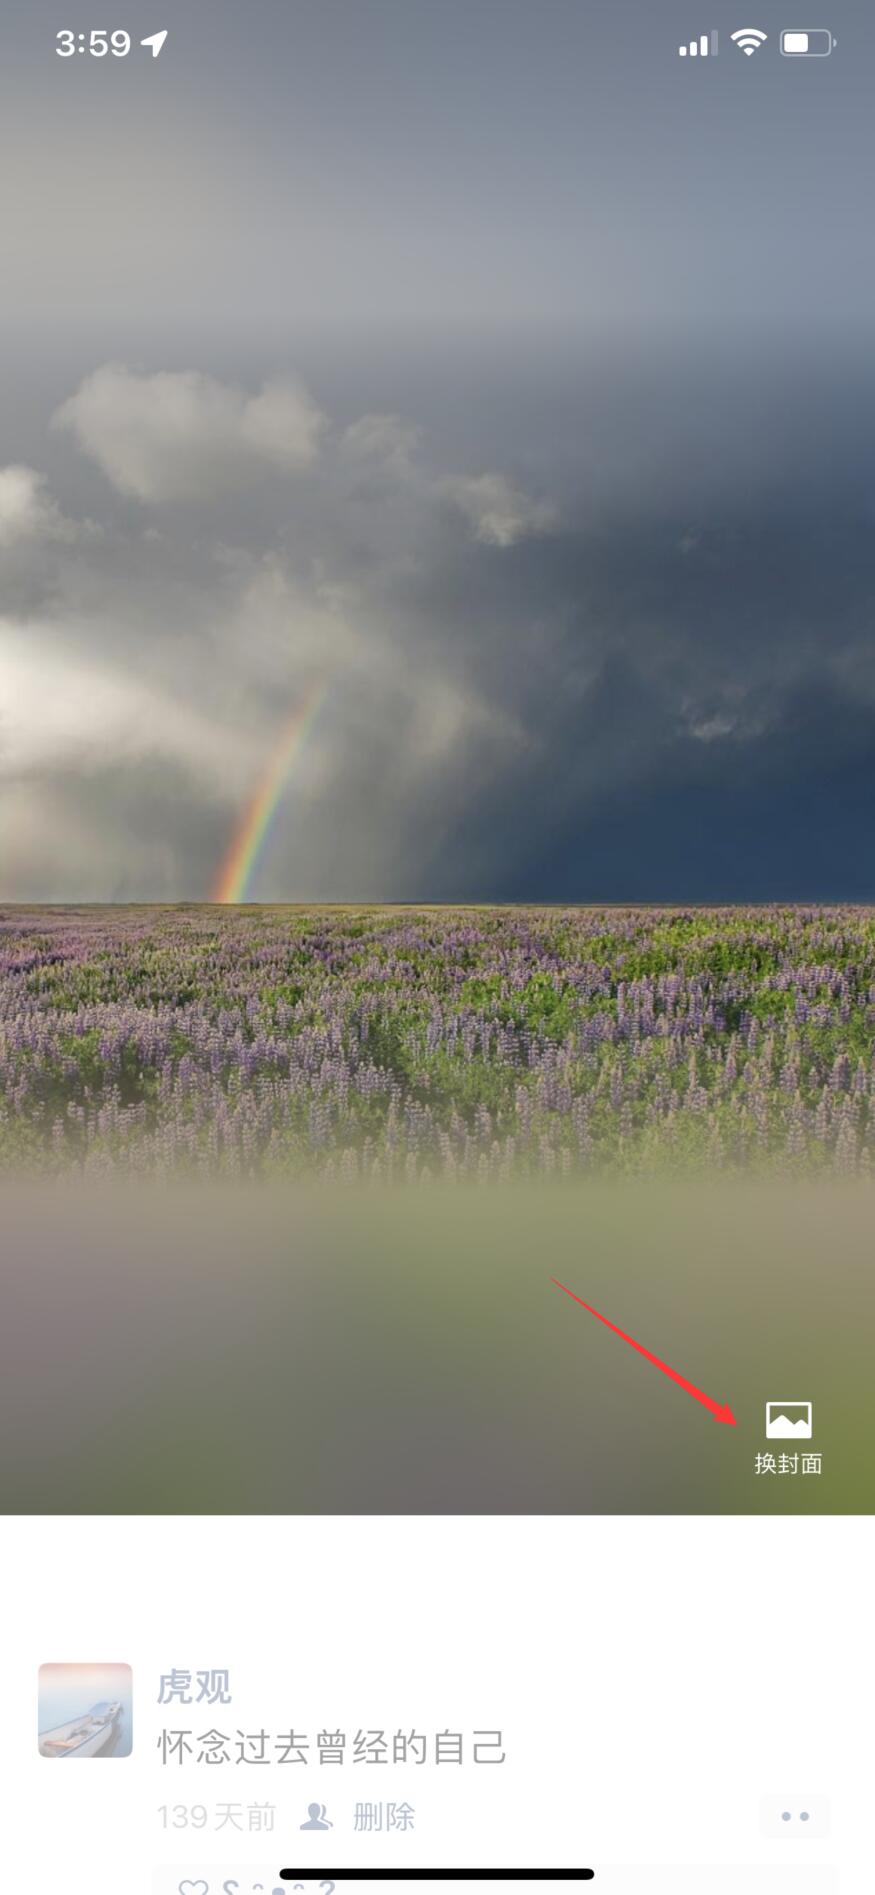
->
[765,1400,813,1439]
[38,1663,132,1758]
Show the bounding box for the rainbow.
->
[212,680,326,903]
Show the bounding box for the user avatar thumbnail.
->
[38,1663,132,1758]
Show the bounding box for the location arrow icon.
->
[140,29,168,56]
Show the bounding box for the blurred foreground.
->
[1,1180,871,1513]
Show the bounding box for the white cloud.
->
[241,378,328,471]
[0,465,81,549]
[216,553,365,684]
[440,472,558,547]
[0,617,248,791]
[689,713,736,742]
[53,365,327,502]
[340,412,421,473]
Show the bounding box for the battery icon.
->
[779,28,835,54]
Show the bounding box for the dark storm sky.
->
[1,0,875,899]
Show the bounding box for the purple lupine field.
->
[2,903,875,1178]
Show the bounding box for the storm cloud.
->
[1,336,875,901]
[2,0,875,899]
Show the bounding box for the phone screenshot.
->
[0,1,872,1889]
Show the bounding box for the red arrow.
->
[550,1277,737,1425]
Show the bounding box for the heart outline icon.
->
[177,1882,210,1895]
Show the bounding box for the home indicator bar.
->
[279,1874,596,1886]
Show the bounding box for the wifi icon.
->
[731,26,768,53]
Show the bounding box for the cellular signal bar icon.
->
[679,30,719,55]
